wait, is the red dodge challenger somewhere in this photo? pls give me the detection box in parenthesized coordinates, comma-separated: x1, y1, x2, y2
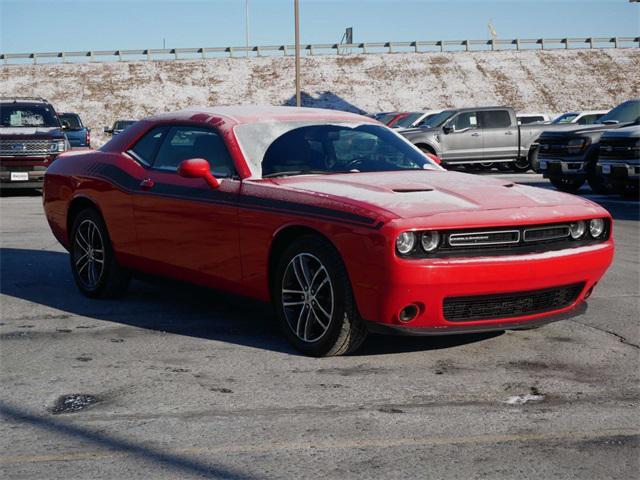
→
(43, 107, 614, 356)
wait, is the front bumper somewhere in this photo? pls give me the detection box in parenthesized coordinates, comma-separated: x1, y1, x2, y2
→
(0, 167, 46, 188)
(366, 301, 587, 335)
(538, 157, 587, 178)
(355, 241, 613, 332)
(596, 160, 640, 184)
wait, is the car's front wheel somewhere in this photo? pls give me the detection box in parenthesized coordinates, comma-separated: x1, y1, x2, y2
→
(69, 208, 130, 298)
(273, 235, 367, 356)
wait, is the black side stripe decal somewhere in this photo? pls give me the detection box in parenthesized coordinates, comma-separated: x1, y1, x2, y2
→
(85, 163, 383, 229)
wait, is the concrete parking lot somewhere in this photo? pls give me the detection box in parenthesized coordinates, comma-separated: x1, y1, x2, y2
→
(1, 173, 638, 480)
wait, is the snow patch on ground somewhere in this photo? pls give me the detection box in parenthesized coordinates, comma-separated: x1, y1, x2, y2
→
(505, 393, 546, 405)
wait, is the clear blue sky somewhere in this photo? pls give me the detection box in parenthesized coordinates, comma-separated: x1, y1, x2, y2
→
(0, 0, 638, 53)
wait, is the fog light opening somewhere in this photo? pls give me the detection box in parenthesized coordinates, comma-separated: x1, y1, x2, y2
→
(399, 304, 420, 323)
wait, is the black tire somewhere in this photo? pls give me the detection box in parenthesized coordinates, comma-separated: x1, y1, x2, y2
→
(496, 163, 511, 172)
(478, 162, 495, 170)
(549, 176, 585, 193)
(272, 235, 367, 357)
(510, 156, 531, 173)
(587, 172, 612, 195)
(69, 208, 130, 298)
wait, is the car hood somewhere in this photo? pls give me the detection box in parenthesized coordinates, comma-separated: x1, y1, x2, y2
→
(538, 123, 633, 138)
(271, 170, 596, 220)
(0, 126, 65, 139)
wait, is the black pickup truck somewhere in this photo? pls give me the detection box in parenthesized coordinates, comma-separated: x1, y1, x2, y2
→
(596, 124, 640, 197)
(535, 99, 640, 193)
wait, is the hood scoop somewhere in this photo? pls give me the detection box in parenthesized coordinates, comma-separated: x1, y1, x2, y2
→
(392, 187, 434, 193)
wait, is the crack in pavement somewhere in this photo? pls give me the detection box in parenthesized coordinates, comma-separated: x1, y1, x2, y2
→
(570, 320, 640, 350)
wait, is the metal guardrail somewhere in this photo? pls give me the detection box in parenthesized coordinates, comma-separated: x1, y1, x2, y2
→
(1, 36, 638, 64)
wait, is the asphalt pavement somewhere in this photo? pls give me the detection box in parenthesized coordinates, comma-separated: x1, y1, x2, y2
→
(1, 173, 638, 480)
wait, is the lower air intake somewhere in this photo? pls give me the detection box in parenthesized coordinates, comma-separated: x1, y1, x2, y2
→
(443, 283, 585, 322)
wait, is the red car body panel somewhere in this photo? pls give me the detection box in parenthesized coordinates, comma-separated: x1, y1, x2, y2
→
(43, 107, 614, 332)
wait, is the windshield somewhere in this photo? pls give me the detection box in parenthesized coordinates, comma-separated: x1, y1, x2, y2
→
(551, 113, 579, 124)
(114, 121, 135, 130)
(234, 121, 439, 178)
(59, 113, 82, 129)
(393, 112, 424, 128)
(375, 113, 396, 125)
(421, 110, 455, 128)
(0, 103, 60, 128)
(597, 100, 640, 124)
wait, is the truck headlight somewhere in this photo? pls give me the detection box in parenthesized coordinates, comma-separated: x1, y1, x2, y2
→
(421, 231, 440, 252)
(50, 140, 66, 153)
(396, 232, 416, 255)
(567, 138, 587, 154)
(589, 218, 605, 238)
(569, 220, 586, 239)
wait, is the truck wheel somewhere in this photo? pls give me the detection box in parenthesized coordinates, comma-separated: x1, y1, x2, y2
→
(587, 174, 612, 194)
(273, 235, 367, 357)
(497, 163, 511, 172)
(69, 208, 130, 298)
(479, 162, 495, 170)
(510, 157, 531, 173)
(549, 177, 585, 193)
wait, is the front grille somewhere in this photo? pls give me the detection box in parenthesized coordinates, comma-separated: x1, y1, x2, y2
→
(599, 138, 639, 160)
(443, 283, 585, 322)
(537, 138, 572, 156)
(0, 139, 53, 156)
(523, 225, 570, 242)
(448, 230, 519, 247)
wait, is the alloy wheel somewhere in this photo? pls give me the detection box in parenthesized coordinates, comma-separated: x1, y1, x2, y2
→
(281, 253, 334, 343)
(73, 219, 105, 290)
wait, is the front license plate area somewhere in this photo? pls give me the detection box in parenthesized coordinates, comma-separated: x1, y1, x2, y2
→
(10, 172, 29, 181)
(602, 164, 611, 174)
(539, 160, 547, 170)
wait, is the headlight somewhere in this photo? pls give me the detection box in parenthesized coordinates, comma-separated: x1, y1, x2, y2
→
(569, 220, 586, 239)
(421, 231, 440, 252)
(589, 218, 605, 238)
(567, 138, 587, 154)
(396, 232, 416, 255)
(50, 140, 66, 153)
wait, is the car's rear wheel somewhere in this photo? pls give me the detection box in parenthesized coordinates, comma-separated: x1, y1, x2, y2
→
(549, 176, 585, 193)
(70, 208, 130, 298)
(273, 235, 367, 356)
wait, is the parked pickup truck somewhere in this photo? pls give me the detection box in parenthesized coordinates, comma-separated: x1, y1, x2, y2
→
(596, 125, 639, 197)
(59, 112, 90, 148)
(0, 97, 69, 189)
(400, 106, 550, 172)
(535, 99, 640, 193)
(104, 120, 136, 136)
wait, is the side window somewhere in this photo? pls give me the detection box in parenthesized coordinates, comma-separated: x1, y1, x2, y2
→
(578, 114, 598, 125)
(479, 110, 512, 129)
(128, 127, 166, 166)
(152, 126, 235, 177)
(451, 112, 478, 131)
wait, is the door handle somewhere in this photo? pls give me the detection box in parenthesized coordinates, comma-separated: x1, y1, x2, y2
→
(505, 131, 515, 135)
(139, 178, 155, 190)
(471, 133, 480, 137)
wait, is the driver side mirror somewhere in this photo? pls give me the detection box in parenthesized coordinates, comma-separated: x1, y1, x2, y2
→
(177, 158, 220, 189)
(61, 121, 70, 130)
(103, 127, 112, 133)
(442, 124, 454, 134)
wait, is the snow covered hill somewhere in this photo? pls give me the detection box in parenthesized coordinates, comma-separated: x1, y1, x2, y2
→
(1, 48, 638, 146)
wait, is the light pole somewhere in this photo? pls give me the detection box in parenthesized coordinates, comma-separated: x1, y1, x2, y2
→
(294, 0, 301, 107)
(245, 0, 250, 57)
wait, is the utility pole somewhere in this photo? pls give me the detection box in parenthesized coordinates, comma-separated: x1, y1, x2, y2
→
(245, 0, 250, 57)
(294, 0, 301, 107)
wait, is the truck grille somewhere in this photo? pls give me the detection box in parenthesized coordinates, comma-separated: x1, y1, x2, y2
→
(0, 139, 53, 156)
(443, 283, 585, 322)
(599, 138, 639, 161)
(537, 138, 571, 156)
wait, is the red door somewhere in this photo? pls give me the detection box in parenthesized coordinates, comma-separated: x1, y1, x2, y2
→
(130, 125, 242, 290)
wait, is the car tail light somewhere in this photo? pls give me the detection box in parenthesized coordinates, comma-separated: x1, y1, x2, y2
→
(86, 129, 91, 147)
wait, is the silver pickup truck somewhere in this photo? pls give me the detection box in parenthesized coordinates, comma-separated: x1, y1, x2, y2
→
(400, 106, 551, 172)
